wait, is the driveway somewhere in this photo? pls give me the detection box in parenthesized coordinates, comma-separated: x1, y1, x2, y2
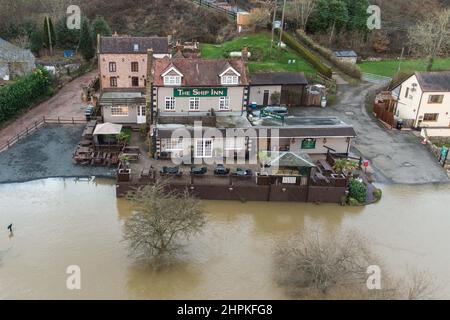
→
(0, 69, 98, 147)
(291, 83, 450, 184)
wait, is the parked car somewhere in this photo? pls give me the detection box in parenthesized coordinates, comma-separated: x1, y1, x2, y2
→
(262, 105, 288, 117)
(191, 166, 207, 175)
(233, 168, 253, 177)
(160, 166, 182, 177)
(214, 164, 230, 176)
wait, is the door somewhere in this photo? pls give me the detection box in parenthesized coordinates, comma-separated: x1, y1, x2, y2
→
(263, 90, 270, 106)
(137, 105, 146, 124)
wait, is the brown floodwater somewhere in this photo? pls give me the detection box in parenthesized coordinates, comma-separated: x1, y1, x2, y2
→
(0, 178, 449, 299)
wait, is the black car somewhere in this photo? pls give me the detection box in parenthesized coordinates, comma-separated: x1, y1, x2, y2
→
(160, 166, 182, 177)
(214, 164, 230, 176)
(191, 166, 207, 175)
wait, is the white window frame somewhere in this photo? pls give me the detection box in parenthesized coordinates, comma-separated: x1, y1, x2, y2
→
(110, 106, 129, 116)
(165, 97, 176, 110)
(189, 97, 200, 111)
(219, 96, 230, 110)
(221, 75, 239, 85)
(163, 138, 184, 151)
(164, 76, 181, 85)
(195, 139, 213, 158)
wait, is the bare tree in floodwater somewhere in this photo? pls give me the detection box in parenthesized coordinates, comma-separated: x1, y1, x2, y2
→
(274, 229, 438, 300)
(123, 181, 206, 268)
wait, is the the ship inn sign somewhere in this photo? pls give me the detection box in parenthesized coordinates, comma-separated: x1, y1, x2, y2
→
(173, 88, 228, 97)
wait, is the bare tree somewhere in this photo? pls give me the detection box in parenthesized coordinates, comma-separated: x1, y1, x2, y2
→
(123, 181, 206, 268)
(287, 0, 318, 30)
(408, 8, 450, 71)
(404, 268, 438, 300)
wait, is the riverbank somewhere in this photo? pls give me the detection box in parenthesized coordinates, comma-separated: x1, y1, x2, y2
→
(0, 124, 115, 184)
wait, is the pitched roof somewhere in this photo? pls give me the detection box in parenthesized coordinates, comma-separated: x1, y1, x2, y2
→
(333, 50, 357, 58)
(265, 152, 316, 168)
(250, 72, 308, 85)
(415, 71, 450, 92)
(99, 36, 169, 54)
(153, 57, 249, 86)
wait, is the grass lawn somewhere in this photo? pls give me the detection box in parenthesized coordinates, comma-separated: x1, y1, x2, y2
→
(201, 32, 316, 75)
(359, 58, 450, 77)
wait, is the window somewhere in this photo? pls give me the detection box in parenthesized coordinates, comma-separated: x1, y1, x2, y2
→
(165, 97, 175, 110)
(301, 138, 316, 150)
(131, 77, 139, 87)
(110, 106, 128, 116)
(110, 77, 117, 87)
(405, 87, 409, 98)
(221, 75, 239, 85)
(164, 76, 181, 85)
(163, 138, 184, 151)
(109, 62, 116, 72)
(131, 62, 139, 72)
(219, 96, 230, 110)
(189, 97, 200, 111)
(196, 139, 213, 158)
(133, 44, 139, 52)
(428, 95, 444, 104)
(423, 113, 439, 121)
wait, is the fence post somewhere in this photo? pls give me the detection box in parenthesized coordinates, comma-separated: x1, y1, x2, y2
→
(58, 116, 60, 124)
(72, 117, 74, 124)
(43, 116, 46, 123)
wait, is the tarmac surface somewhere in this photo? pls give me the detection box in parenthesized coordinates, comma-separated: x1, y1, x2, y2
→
(0, 125, 115, 183)
(291, 83, 450, 184)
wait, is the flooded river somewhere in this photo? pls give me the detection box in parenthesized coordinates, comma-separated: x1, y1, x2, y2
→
(0, 178, 449, 299)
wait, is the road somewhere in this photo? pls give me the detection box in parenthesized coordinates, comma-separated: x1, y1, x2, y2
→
(0, 70, 98, 147)
(292, 83, 450, 184)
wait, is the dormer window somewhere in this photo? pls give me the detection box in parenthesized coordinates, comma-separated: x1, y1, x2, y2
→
(221, 75, 239, 85)
(219, 66, 241, 85)
(164, 75, 181, 85)
(133, 44, 139, 52)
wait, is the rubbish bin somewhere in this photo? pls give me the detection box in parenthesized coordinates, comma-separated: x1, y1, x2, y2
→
(396, 119, 403, 130)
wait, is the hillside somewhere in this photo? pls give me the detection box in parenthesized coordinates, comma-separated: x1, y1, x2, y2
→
(201, 33, 316, 75)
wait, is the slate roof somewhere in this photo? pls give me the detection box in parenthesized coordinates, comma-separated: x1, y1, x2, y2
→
(99, 36, 169, 54)
(153, 57, 249, 86)
(333, 50, 358, 58)
(265, 152, 316, 168)
(415, 71, 450, 92)
(250, 72, 308, 85)
(0, 37, 35, 62)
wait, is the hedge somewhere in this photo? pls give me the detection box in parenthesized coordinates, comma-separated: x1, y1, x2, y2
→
(279, 31, 333, 79)
(295, 30, 362, 80)
(0, 68, 51, 124)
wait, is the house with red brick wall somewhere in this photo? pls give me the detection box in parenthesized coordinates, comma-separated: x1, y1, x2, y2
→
(97, 35, 171, 124)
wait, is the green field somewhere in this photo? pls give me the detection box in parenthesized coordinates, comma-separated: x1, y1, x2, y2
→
(201, 33, 316, 75)
(359, 58, 450, 77)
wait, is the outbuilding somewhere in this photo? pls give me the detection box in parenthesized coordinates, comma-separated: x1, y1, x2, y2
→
(249, 72, 308, 107)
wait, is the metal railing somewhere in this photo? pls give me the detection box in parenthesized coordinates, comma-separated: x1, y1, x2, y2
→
(191, 0, 237, 19)
(0, 116, 87, 153)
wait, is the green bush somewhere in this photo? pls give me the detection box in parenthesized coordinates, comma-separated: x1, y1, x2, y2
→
(295, 30, 362, 79)
(0, 67, 51, 124)
(348, 179, 367, 204)
(373, 188, 382, 201)
(280, 31, 332, 78)
(347, 197, 360, 206)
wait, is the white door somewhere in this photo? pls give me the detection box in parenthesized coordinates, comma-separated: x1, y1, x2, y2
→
(137, 105, 146, 124)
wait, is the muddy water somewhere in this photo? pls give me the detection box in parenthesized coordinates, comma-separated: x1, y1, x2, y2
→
(0, 178, 450, 299)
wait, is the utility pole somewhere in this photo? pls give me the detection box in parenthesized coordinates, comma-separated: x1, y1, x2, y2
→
(397, 46, 405, 74)
(278, 0, 287, 51)
(269, 0, 278, 58)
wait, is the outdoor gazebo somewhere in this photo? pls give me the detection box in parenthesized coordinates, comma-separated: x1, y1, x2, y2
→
(93, 122, 123, 146)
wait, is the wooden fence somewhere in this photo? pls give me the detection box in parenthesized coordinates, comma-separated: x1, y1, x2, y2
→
(0, 116, 87, 153)
(373, 102, 394, 128)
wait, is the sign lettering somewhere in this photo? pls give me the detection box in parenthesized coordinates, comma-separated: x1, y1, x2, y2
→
(173, 88, 228, 97)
